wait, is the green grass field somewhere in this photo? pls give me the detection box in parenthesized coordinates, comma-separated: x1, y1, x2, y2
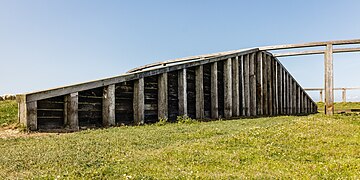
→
(0, 100, 359, 179)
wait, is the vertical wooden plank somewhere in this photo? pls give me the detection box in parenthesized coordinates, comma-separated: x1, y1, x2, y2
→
(304, 95, 308, 114)
(65, 92, 79, 129)
(277, 62, 283, 115)
(16, 95, 27, 126)
(224, 58, 233, 118)
(243, 55, 250, 116)
(134, 78, 145, 125)
(158, 73, 168, 120)
(267, 55, 273, 115)
(27, 101, 37, 130)
(103, 85, 115, 126)
(292, 80, 297, 115)
(272, 58, 278, 115)
(239, 56, 245, 116)
(262, 53, 268, 115)
(211, 63, 218, 119)
(249, 53, 257, 116)
(301, 91, 305, 114)
(297, 85, 301, 114)
(178, 69, 187, 116)
(289, 77, 294, 115)
(325, 44, 334, 115)
(232, 57, 240, 117)
(256, 52, 263, 116)
(195, 66, 205, 119)
(342, 89, 346, 103)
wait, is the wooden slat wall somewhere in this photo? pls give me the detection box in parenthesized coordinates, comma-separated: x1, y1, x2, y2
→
(168, 71, 179, 122)
(144, 76, 158, 123)
(28, 50, 318, 130)
(78, 87, 103, 127)
(115, 81, 134, 125)
(37, 95, 64, 129)
(186, 67, 196, 119)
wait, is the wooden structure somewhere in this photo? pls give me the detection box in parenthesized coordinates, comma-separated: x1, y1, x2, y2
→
(305, 87, 360, 103)
(17, 48, 317, 131)
(129, 39, 360, 115)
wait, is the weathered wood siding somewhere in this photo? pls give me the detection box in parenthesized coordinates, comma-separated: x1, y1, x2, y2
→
(18, 49, 317, 131)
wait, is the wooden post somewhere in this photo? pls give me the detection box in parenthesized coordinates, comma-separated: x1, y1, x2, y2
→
(103, 85, 116, 126)
(277, 62, 283, 115)
(178, 69, 187, 116)
(211, 63, 218, 119)
(319, 90, 323, 102)
(262, 53, 268, 115)
(158, 73, 168, 120)
(292, 80, 297, 115)
(224, 58, 233, 118)
(297, 85, 301, 114)
(249, 53, 257, 116)
(239, 56, 245, 116)
(342, 89, 346, 103)
(283, 68, 287, 114)
(134, 78, 145, 125)
(195, 66, 204, 119)
(27, 101, 37, 130)
(267, 55, 273, 115)
(256, 52, 263, 116)
(288, 74, 292, 115)
(325, 44, 334, 115)
(65, 92, 79, 130)
(273, 58, 278, 115)
(243, 55, 250, 116)
(232, 56, 240, 117)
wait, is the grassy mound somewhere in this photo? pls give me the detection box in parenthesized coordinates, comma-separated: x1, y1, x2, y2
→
(0, 113, 359, 179)
(0, 100, 18, 127)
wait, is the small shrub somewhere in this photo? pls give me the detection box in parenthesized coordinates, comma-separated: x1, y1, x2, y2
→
(155, 117, 168, 126)
(177, 115, 197, 124)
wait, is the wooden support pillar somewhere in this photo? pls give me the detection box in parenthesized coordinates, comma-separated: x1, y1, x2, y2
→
(273, 58, 278, 115)
(297, 85, 301, 114)
(224, 58, 233, 118)
(243, 55, 250, 116)
(277, 62, 283, 115)
(134, 78, 145, 125)
(256, 52, 263, 116)
(239, 56, 245, 116)
(158, 73, 168, 120)
(103, 85, 115, 126)
(283, 69, 287, 114)
(319, 90, 323, 102)
(65, 92, 79, 130)
(267, 55, 273, 115)
(211, 63, 219, 119)
(288, 74, 292, 115)
(342, 89, 346, 103)
(178, 69, 187, 116)
(195, 66, 204, 119)
(292, 80, 297, 115)
(249, 53, 257, 116)
(324, 44, 334, 115)
(17, 95, 37, 130)
(262, 54, 268, 115)
(232, 57, 240, 117)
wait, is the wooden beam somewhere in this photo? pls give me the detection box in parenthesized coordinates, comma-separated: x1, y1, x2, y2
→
(256, 52, 263, 116)
(232, 56, 240, 117)
(27, 101, 37, 130)
(134, 78, 145, 125)
(65, 92, 79, 130)
(324, 44, 334, 115)
(342, 89, 347, 103)
(211, 63, 218, 119)
(274, 47, 360, 57)
(158, 73, 168, 120)
(243, 55, 250, 116)
(260, 39, 360, 51)
(178, 69, 187, 116)
(224, 58, 233, 118)
(249, 53, 257, 116)
(103, 85, 116, 126)
(267, 55, 273, 115)
(195, 66, 204, 119)
(262, 53, 268, 115)
(277, 62, 283, 115)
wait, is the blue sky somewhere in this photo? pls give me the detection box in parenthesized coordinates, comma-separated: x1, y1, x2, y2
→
(1, 0, 360, 101)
